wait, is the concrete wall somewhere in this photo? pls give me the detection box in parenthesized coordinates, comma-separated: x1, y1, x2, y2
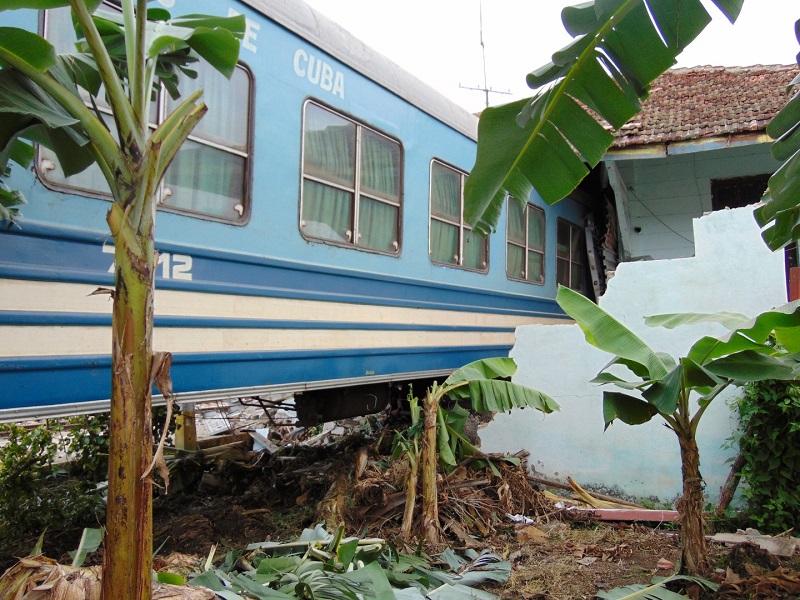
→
(480, 207, 786, 503)
(614, 144, 780, 260)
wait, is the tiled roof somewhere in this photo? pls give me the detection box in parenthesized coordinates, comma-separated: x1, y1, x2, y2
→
(612, 65, 798, 149)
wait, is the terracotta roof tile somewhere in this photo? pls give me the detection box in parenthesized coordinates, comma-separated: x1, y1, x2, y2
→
(611, 65, 798, 149)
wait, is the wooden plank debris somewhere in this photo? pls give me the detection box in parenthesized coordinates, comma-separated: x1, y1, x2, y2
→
(710, 531, 799, 557)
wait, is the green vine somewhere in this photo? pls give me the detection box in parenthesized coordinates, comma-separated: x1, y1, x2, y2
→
(734, 379, 800, 533)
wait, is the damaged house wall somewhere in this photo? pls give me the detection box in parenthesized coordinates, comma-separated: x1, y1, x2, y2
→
(481, 66, 797, 504)
(612, 142, 781, 261)
(481, 206, 785, 503)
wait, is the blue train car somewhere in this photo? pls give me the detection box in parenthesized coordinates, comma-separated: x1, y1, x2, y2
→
(0, 0, 591, 422)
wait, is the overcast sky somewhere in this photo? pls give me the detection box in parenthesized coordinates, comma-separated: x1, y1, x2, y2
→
(301, 0, 799, 114)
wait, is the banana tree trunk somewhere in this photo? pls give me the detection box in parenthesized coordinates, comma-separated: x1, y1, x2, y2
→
(420, 389, 441, 544)
(400, 452, 418, 540)
(102, 193, 156, 600)
(676, 429, 710, 576)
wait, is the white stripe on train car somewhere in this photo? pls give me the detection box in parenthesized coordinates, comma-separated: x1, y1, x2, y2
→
(0, 279, 561, 329)
(0, 327, 517, 358)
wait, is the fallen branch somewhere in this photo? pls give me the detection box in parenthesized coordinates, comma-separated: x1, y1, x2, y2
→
(528, 475, 644, 508)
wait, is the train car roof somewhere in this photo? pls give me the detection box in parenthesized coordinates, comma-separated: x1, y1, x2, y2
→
(242, 0, 479, 141)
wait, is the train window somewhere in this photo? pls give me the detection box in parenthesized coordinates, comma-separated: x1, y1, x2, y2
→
(37, 6, 252, 224)
(300, 101, 402, 254)
(556, 218, 588, 292)
(429, 160, 488, 272)
(507, 198, 545, 284)
(161, 61, 251, 221)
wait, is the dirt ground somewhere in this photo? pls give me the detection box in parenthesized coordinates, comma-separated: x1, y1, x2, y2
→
(2, 423, 799, 599)
(150, 501, 682, 600)
(147, 489, 797, 599)
(148, 438, 799, 600)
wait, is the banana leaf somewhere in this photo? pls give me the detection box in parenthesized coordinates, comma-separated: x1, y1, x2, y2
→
(596, 573, 718, 599)
(69, 527, 103, 568)
(756, 27, 800, 251)
(444, 357, 559, 414)
(463, 0, 743, 235)
(557, 286, 668, 380)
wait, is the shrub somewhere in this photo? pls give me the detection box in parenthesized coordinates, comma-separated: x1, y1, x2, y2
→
(735, 380, 800, 533)
(0, 420, 106, 542)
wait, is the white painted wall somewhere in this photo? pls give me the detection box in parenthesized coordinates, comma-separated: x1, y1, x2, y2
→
(481, 207, 786, 503)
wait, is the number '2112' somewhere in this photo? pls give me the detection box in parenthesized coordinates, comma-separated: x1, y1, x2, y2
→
(102, 243, 193, 280)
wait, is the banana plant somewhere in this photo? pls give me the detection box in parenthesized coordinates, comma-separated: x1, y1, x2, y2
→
(463, 0, 744, 235)
(755, 36, 800, 251)
(0, 2, 243, 598)
(391, 391, 422, 540)
(415, 357, 559, 543)
(557, 285, 800, 574)
(0, 139, 32, 224)
(437, 357, 559, 468)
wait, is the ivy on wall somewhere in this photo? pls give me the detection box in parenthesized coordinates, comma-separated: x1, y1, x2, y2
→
(735, 380, 800, 533)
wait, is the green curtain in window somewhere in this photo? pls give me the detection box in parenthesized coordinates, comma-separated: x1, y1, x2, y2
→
(431, 221, 458, 264)
(507, 244, 524, 279)
(431, 164, 461, 263)
(359, 129, 400, 251)
(527, 249, 543, 282)
(302, 106, 356, 240)
(163, 62, 248, 218)
(359, 198, 397, 251)
(164, 141, 244, 218)
(304, 106, 355, 187)
(462, 229, 486, 270)
(360, 130, 400, 201)
(431, 163, 460, 219)
(302, 180, 352, 242)
(43, 7, 250, 221)
(168, 62, 249, 151)
(507, 199, 524, 278)
(570, 224, 586, 290)
(507, 199, 524, 243)
(528, 209, 544, 251)
(571, 261, 585, 290)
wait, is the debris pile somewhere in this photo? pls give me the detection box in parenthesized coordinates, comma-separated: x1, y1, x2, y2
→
(349, 453, 557, 545)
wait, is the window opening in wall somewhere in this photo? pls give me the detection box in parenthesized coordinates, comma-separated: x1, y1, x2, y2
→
(506, 198, 545, 284)
(38, 5, 253, 224)
(429, 160, 488, 272)
(556, 218, 588, 293)
(711, 174, 770, 211)
(300, 101, 402, 254)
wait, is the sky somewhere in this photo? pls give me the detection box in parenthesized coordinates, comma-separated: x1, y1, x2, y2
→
(301, 0, 799, 114)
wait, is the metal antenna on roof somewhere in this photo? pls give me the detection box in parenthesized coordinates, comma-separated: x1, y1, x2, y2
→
(459, 0, 511, 108)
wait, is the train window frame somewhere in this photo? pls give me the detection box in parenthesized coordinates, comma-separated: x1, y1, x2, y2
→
(506, 197, 545, 285)
(35, 4, 254, 226)
(556, 218, 588, 293)
(299, 100, 404, 256)
(428, 159, 489, 273)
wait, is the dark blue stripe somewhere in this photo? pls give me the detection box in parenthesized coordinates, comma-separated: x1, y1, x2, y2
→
(0, 222, 565, 317)
(0, 311, 524, 332)
(0, 345, 512, 410)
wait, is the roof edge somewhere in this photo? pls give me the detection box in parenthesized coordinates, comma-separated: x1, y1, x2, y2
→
(605, 132, 773, 160)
